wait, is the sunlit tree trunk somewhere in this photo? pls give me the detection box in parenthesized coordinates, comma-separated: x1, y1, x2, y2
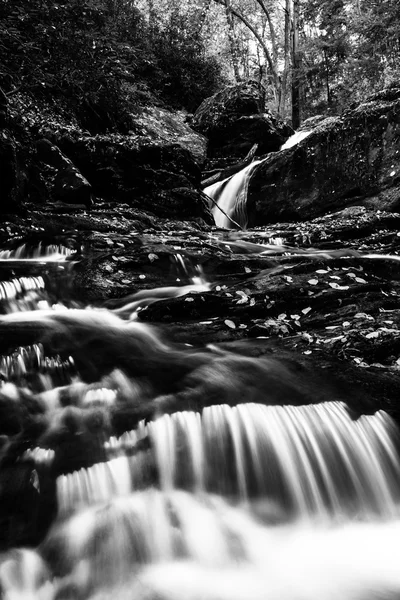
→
(225, 0, 242, 81)
(291, 0, 302, 128)
(279, 0, 292, 117)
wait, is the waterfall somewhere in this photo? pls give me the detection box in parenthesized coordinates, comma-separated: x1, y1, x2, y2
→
(1, 242, 400, 600)
(204, 160, 262, 229)
(280, 129, 312, 150)
(56, 402, 400, 519)
(204, 129, 312, 230)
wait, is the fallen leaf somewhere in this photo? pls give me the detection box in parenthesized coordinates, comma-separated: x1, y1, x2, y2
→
(236, 291, 249, 304)
(365, 331, 379, 339)
(328, 282, 349, 290)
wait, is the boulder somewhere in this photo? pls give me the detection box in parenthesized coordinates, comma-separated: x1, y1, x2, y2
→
(53, 133, 208, 222)
(132, 107, 207, 166)
(247, 88, 400, 225)
(191, 81, 293, 159)
(36, 139, 92, 207)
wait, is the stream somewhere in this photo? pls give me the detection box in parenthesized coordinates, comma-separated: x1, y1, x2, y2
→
(0, 240, 400, 600)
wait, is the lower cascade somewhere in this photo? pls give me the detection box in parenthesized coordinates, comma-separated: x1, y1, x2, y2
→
(1, 244, 400, 600)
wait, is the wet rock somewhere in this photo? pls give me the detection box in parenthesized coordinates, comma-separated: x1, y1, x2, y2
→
(156, 187, 214, 224)
(0, 131, 23, 214)
(191, 80, 293, 159)
(247, 89, 400, 225)
(36, 139, 92, 207)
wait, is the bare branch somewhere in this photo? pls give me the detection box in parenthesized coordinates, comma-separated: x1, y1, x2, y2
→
(212, 0, 278, 84)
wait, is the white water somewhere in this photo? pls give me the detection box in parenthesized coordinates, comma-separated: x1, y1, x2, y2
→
(56, 402, 400, 519)
(205, 160, 262, 229)
(0, 243, 75, 262)
(205, 129, 313, 230)
(280, 129, 312, 150)
(9, 492, 400, 600)
(1, 244, 400, 600)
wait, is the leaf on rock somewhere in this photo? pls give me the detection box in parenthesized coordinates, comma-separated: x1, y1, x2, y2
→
(236, 291, 249, 304)
(328, 282, 349, 290)
(225, 319, 236, 329)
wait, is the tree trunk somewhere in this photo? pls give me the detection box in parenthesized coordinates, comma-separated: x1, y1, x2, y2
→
(279, 0, 292, 117)
(225, 0, 242, 81)
(291, 0, 302, 129)
(323, 47, 331, 105)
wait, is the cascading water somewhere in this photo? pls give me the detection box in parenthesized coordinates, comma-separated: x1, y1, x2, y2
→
(204, 129, 312, 230)
(2, 242, 400, 599)
(205, 160, 262, 229)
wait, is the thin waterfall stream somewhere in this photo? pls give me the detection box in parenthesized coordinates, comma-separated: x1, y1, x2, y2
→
(1, 241, 400, 600)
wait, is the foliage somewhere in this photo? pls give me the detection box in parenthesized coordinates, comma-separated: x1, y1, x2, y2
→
(301, 0, 400, 116)
(1, 0, 399, 130)
(0, 0, 224, 132)
(149, 15, 223, 112)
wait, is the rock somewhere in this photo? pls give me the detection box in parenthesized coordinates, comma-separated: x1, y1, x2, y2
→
(154, 187, 214, 224)
(53, 134, 209, 221)
(36, 139, 92, 207)
(0, 131, 23, 214)
(191, 80, 293, 159)
(247, 88, 400, 225)
(131, 107, 207, 166)
(0, 88, 8, 128)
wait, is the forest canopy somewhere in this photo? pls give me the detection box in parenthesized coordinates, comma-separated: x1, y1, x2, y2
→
(1, 0, 399, 131)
